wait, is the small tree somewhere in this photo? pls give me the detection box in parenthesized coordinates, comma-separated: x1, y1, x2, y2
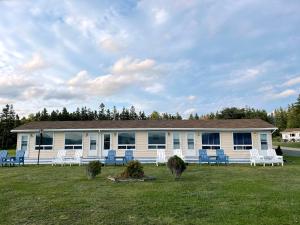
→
(86, 161, 102, 179)
(275, 145, 283, 156)
(167, 155, 186, 180)
(121, 160, 144, 178)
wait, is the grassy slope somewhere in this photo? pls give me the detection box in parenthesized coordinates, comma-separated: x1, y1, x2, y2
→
(273, 141, 300, 149)
(0, 158, 300, 225)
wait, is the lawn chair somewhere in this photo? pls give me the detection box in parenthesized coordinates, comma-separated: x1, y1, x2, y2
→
(52, 150, 67, 166)
(9, 150, 25, 166)
(216, 149, 229, 165)
(156, 149, 166, 166)
(0, 150, 8, 166)
(105, 150, 116, 165)
(67, 149, 83, 166)
(266, 149, 283, 166)
(124, 150, 134, 164)
(173, 149, 184, 161)
(198, 149, 210, 164)
(249, 149, 265, 166)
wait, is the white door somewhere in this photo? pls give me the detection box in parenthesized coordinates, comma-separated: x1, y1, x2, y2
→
(20, 134, 29, 157)
(88, 133, 98, 157)
(186, 132, 196, 156)
(102, 133, 111, 157)
(259, 133, 269, 156)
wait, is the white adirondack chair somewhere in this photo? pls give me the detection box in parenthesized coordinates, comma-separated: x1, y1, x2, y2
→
(156, 149, 166, 166)
(67, 150, 83, 166)
(267, 149, 283, 166)
(249, 149, 265, 166)
(52, 150, 67, 166)
(173, 149, 184, 161)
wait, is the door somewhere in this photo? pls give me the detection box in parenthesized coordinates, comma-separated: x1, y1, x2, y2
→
(20, 134, 29, 157)
(102, 133, 111, 157)
(88, 133, 98, 157)
(259, 133, 269, 156)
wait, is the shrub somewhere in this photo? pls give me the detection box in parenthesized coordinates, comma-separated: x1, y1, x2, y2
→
(275, 145, 283, 156)
(86, 161, 102, 179)
(121, 160, 144, 178)
(167, 155, 186, 180)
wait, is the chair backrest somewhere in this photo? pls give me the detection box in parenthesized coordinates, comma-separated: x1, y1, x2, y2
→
(125, 150, 134, 160)
(0, 150, 8, 158)
(173, 149, 183, 159)
(216, 149, 225, 156)
(107, 150, 116, 160)
(74, 150, 83, 160)
(56, 150, 66, 159)
(199, 149, 207, 157)
(250, 149, 260, 158)
(16, 150, 25, 158)
(267, 149, 277, 157)
(157, 149, 166, 163)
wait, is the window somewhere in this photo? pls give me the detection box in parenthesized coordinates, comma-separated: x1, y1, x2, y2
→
(90, 135, 97, 151)
(21, 135, 28, 151)
(118, 132, 135, 149)
(260, 133, 268, 150)
(103, 134, 111, 150)
(65, 132, 83, 150)
(290, 133, 295, 137)
(233, 133, 252, 150)
(35, 132, 53, 150)
(187, 132, 195, 150)
(202, 133, 220, 150)
(148, 131, 166, 149)
(173, 132, 180, 149)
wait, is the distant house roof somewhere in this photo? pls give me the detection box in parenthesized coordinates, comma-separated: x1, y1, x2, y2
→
(282, 128, 300, 132)
(12, 119, 276, 132)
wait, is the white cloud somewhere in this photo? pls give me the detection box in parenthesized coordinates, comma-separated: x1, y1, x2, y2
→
(22, 53, 47, 71)
(68, 57, 163, 97)
(99, 37, 122, 53)
(271, 89, 297, 99)
(183, 108, 197, 116)
(282, 76, 300, 87)
(153, 8, 168, 25)
(187, 95, 196, 101)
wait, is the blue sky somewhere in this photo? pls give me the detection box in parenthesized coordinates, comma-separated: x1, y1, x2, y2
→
(0, 0, 299, 117)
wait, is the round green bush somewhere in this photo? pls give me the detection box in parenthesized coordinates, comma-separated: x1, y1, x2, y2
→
(86, 161, 102, 179)
(121, 160, 144, 178)
(167, 155, 186, 179)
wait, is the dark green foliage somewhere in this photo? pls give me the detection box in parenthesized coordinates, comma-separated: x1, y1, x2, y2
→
(275, 146, 283, 156)
(121, 160, 144, 178)
(86, 161, 102, 179)
(167, 155, 187, 179)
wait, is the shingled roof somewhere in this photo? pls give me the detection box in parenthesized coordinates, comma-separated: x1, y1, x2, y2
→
(282, 128, 300, 132)
(12, 119, 276, 131)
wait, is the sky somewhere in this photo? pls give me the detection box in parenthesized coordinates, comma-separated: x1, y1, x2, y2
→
(0, 0, 300, 118)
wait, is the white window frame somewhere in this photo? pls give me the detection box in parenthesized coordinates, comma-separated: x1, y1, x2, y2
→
(233, 132, 252, 151)
(173, 132, 180, 149)
(259, 133, 269, 151)
(202, 132, 221, 150)
(64, 132, 83, 150)
(34, 132, 54, 151)
(148, 131, 166, 150)
(118, 132, 136, 150)
(187, 132, 195, 150)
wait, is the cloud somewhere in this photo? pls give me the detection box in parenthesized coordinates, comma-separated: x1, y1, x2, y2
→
(99, 37, 122, 53)
(153, 8, 168, 25)
(187, 95, 196, 101)
(282, 76, 300, 87)
(68, 57, 164, 96)
(22, 53, 47, 71)
(271, 89, 297, 99)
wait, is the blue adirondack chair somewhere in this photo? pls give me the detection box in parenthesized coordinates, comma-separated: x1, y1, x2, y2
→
(0, 150, 8, 166)
(105, 150, 116, 165)
(9, 150, 25, 166)
(124, 150, 134, 164)
(216, 149, 229, 165)
(199, 149, 210, 164)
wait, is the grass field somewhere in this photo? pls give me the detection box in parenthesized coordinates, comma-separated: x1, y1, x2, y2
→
(273, 141, 300, 149)
(1, 158, 300, 225)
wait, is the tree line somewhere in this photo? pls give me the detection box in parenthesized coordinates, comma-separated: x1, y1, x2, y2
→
(0, 94, 299, 149)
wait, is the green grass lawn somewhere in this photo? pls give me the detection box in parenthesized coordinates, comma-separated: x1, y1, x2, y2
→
(1, 158, 300, 225)
(273, 141, 300, 149)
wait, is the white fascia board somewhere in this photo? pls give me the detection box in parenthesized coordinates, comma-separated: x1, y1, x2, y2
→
(12, 127, 277, 132)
